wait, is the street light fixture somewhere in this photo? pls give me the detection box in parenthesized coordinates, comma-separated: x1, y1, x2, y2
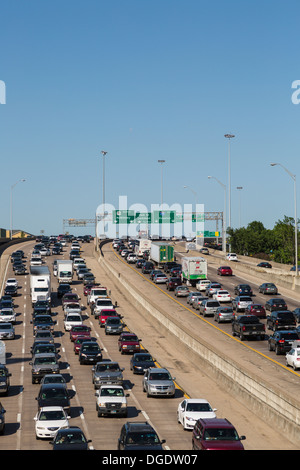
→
(208, 176, 227, 254)
(270, 162, 298, 274)
(10, 179, 26, 239)
(101, 151, 108, 236)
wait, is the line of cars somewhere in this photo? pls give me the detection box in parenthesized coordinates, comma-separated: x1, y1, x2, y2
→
(113, 239, 248, 450)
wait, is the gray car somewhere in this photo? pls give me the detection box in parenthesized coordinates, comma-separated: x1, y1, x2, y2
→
(0, 322, 15, 340)
(143, 367, 176, 397)
(92, 361, 124, 389)
(30, 353, 60, 384)
(199, 299, 221, 317)
(258, 283, 278, 295)
(105, 317, 125, 335)
(214, 306, 234, 323)
(232, 296, 253, 313)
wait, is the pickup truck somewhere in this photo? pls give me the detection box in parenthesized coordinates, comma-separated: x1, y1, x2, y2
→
(118, 332, 142, 354)
(95, 385, 129, 417)
(231, 315, 265, 341)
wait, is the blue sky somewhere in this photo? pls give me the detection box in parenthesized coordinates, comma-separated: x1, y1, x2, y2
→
(1, 0, 300, 237)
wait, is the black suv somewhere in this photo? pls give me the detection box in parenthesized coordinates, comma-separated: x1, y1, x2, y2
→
(142, 262, 155, 274)
(0, 365, 11, 396)
(267, 311, 296, 331)
(268, 330, 299, 355)
(79, 341, 102, 365)
(36, 383, 71, 413)
(117, 422, 166, 450)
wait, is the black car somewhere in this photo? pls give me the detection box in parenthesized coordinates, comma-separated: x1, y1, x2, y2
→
(118, 421, 166, 450)
(164, 262, 180, 273)
(268, 330, 299, 355)
(267, 311, 296, 331)
(79, 341, 102, 365)
(234, 284, 253, 296)
(57, 283, 71, 298)
(142, 262, 155, 274)
(257, 262, 272, 268)
(50, 427, 91, 450)
(0, 365, 11, 396)
(136, 259, 145, 269)
(265, 298, 287, 312)
(130, 352, 156, 374)
(36, 383, 71, 412)
(166, 277, 182, 291)
(34, 300, 51, 314)
(4, 285, 18, 297)
(14, 264, 26, 275)
(31, 342, 59, 357)
(0, 402, 6, 434)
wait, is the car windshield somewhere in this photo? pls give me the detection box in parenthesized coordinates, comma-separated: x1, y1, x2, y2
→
(134, 355, 152, 362)
(0, 370, 7, 376)
(41, 388, 67, 399)
(122, 335, 138, 342)
(34, 357, 57, 365)
(97, 300, 113, 306)
(149, 372, 171, 381)
(100, 388, 124, 397)
(39, 410, 66, 421)
(186, 403, 213, 412)
(43, 376, 65, 384)
(107, 319, 120, 324)
(0, 324, 12, 329)
(203, 428, 239, 441)
(126, 432, 159, 445)
(280, 333, 298, 340)
(67, 316, 81, 321)
(54, 431, 86, 445)
(82, 345, 100, 352)
(96, 363, 119, 372)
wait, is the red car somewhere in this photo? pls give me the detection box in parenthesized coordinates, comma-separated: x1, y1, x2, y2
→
(118, 332, 142, 354)
(83, 283, 100, 296)
(98, 309, 118, 327)
(73, 336, 93, 354)
(245, 303, 266, 319)
(69, 325, 91, 342)
(217, 266, 233, 276)
(192, 418, 246, 450)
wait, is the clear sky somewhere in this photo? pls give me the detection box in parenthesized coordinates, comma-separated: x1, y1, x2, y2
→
(1, 0, 300, 237)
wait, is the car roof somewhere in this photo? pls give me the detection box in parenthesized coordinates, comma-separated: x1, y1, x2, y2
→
(39, 382, 66, 390)
(198, 418, 232, 428)
(126, 421, 155, 432)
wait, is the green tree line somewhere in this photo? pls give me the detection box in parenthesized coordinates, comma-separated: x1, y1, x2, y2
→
(227, 216, 298, 265)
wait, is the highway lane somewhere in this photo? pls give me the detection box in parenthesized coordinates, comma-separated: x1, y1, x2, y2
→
(0, 241, 194, 451)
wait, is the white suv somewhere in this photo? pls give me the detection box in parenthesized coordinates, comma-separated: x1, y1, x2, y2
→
(226, 253, 238, 262)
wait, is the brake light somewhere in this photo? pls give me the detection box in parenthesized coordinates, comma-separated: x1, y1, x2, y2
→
(279, 339, 285, 343)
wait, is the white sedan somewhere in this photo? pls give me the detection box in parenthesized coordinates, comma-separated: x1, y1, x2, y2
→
(0, 308, 16, 324)
(213, 289, 231, 303)
(286, 346, 300, 370)
(34, 406, 70, 439)
(5, 278, 18, 288)
(226, 253, 238, 261)
(177, 398, 217, 430)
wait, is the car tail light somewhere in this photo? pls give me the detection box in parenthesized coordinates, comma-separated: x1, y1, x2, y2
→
(242, 326, 246, 331)
(279, 339, 285, 343)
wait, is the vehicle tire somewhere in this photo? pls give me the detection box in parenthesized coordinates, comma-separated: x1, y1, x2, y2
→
(239, 333, 244, 341)
(268, 342, 273, 351)
(275, 346, 280, 355)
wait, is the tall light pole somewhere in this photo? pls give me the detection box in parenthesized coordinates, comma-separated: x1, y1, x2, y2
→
(270, 162, 298, 274)
(236, 186, 243, 228)
(10, 179, 26, 239)
(224, 134, 235, 231)
(101, 151, 108, 236)
(208, 176, 227, 254)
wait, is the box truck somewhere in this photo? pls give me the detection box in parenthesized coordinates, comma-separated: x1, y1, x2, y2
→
(150, 242, 174, 267)
(181, 256, 207, 286)
(57, 260, 73, 284)
(30, 266, 51, 306)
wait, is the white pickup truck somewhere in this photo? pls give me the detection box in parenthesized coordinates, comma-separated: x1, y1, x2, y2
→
(87, 287, 108, 306)
(95, 385, 129, 417)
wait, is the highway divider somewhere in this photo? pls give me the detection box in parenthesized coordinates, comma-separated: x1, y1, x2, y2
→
(95, 242, 300, 447)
